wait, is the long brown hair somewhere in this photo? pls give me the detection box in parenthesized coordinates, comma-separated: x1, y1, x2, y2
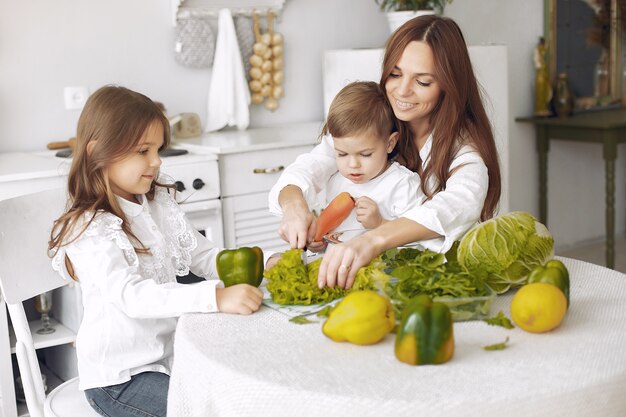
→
(380, 15, 501, 220)
(49, 85, 171, 264)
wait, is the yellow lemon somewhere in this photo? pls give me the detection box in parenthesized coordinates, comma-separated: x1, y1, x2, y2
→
(511, 282, 567, 333)
(322, 290, 395, 345)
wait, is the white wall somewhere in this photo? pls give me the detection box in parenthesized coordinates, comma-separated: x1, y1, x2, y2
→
(1, 0, 623, 250)
(0, 0, 389, 152)
(446, 0, 626, 251)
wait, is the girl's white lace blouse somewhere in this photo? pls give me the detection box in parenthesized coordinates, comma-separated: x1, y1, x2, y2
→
(52, 185, 223, 390)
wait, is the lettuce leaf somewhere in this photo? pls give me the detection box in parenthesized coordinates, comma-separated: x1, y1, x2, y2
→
(264, 249, 389, 305)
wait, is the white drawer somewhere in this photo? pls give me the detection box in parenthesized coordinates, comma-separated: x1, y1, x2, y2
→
(219, 145, 313, 197)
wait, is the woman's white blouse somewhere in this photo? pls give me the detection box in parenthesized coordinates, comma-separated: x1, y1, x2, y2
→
(52, 186, 223, 390)
(268, 134, 489, 253)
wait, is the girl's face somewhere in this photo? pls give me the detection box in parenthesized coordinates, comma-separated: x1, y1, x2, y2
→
(334, 130, 398, 184)
(385, 41, 442, 131)
(106, 121, 163, 202)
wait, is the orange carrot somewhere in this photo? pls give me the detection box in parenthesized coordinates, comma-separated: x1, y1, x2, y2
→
(314, 192, 356, 241)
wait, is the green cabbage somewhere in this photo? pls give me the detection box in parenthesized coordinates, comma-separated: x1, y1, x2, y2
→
(457, 211, 554, 294)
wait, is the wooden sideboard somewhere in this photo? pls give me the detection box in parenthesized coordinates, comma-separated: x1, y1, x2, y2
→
(517, 108, 626, 269)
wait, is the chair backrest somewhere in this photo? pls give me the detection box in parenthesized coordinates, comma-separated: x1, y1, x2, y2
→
(0, 188, 68, 303)
(0, 188, 69, 417)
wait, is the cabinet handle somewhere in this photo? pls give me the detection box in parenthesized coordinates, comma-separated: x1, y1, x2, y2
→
(253, 165, 284, 174)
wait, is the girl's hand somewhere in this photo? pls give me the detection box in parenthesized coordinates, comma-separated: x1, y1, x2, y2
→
(216, 284, 263, 315)
(317, 232, 382, 290)
(355, 196, 384, 229)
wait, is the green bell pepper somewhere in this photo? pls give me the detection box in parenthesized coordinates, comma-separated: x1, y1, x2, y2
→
(394, 294, 454, 366)
(527, 259, 570, 306)
(216, 247, 264, 287)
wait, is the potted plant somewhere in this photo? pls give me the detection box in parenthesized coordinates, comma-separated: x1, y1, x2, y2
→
(375, 0, 453, 33)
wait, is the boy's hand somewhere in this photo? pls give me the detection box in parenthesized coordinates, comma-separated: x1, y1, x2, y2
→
(307, 240, 327, 253)
(355, 196, 384, 229)
(216, 284, 263, 315)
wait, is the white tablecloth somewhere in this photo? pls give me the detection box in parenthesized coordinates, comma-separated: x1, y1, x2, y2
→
(167, 258, 626, 417)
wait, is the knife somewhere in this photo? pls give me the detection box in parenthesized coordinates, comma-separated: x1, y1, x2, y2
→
(301, 246, 308, 266)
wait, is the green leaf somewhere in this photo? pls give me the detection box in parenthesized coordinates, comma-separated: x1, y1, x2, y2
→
(316, 305, 334, 318)
(289, 315, 316, 324)
(264, 249, 389, 306)
(483, 336, 510, 351)
(482, 311, 515, 329)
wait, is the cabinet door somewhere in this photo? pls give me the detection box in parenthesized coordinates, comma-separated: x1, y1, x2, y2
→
(219, 145, 313, 198)
(222, 192, 289, 253)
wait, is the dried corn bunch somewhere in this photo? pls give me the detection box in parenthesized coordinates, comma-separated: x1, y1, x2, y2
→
(248, 12, 284, 111)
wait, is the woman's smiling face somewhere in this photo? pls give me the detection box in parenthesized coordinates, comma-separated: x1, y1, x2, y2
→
(385, 41, 442, 131)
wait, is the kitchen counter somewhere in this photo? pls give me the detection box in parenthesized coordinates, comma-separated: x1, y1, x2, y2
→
(0, 121, 322, 196)
(173, 121, 322, 154)
(0, 153, 69, 183)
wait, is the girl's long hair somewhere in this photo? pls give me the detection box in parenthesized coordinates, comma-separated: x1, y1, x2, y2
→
(380, 15, 501, 220)
(49, 85, 171, 264)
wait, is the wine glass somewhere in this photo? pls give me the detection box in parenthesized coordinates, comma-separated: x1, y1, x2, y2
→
(34, 291, 55, 335)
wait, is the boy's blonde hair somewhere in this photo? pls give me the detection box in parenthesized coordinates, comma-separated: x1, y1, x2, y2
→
(49, 85, 170, 270)
(321, 81, 396, 139)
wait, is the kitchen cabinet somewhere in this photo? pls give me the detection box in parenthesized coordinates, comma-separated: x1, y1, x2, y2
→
(218, 144, 316, 251)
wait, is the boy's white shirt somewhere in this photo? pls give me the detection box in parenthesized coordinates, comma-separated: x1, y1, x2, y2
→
(268, 134, 489, 253)
(51, 185, 233, 390)
(322, 162, 422, 233)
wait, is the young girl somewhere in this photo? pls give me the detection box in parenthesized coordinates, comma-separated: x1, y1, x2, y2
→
(48, 85, 263, 417)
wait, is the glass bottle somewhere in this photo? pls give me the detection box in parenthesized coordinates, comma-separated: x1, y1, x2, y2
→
(534, 37, 552, 116)
(594, 49, 609, 98)
(554, 73, 574, 118)
(34, 291, 55, 334)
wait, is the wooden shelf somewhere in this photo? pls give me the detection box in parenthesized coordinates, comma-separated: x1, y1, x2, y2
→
(9, 318, 76, 354)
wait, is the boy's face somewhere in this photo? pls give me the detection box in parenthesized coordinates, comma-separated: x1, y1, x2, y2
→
(333, 130, 398, 184)
(106, 121, 164, 202)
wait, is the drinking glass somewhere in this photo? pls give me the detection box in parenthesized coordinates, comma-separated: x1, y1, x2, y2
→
(34, 291, 55, 335)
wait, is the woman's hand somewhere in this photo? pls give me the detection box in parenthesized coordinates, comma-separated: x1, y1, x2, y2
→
(277, 185, 316, 249)
(317, 232, 384, 290)
(216, 284, 263, 315)
(355, 196, 385, 229)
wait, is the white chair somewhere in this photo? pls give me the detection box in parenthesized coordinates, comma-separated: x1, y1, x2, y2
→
(0, 189, 99, 417)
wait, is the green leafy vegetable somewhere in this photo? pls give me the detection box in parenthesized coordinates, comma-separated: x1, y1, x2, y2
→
(264, 249, 389, 305)
(483, 337, 510, 351)
(316, 305, 334, 318)
(289, 315, 316, 324)
(458, 211, 554, 294)
(483, 311, 515, 329)
(382, 245, 490, 321)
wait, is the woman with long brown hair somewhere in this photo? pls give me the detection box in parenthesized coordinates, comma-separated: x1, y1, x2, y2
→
(268, 15, 501, 289)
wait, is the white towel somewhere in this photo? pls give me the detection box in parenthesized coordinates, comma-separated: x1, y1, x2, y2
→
(205, 8, 250, 132)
